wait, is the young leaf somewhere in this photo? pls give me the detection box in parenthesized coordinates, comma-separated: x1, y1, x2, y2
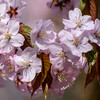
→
(19, 23, 32, 41)
(79, 0, 86, 11)
(39, 53, 51, 83)
(31, 72, 42, 97)
(22, 25, 32, 35)
(89, 0, 96, 20)
(95, 44, 100, 83)
(42, 69, 53, 100)
(85, 64, 96, 88)
(19, 23, 33, 49)
(31, 53, 52, 98)
(85, 44, 98, 74)
(82, 0, 96, 20)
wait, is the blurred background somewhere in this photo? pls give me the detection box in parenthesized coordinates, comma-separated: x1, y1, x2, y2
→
(0, 0, 100, 100)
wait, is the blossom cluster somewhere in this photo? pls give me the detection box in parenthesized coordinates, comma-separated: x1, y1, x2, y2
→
(47, 0, 80, 18)
(0, 0, 100, 99)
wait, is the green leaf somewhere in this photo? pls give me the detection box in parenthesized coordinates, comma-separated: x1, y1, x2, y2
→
(19, 24, 34, 49)
(22, 25, 32, 36)
(79, 0, 86, 11)
(85, 44, 98, 74)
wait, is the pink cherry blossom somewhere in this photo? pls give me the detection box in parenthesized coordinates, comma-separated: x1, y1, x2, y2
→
(89, 19, 100, 46)
(13, 47, 41, 82)
(58, 29, 93, 57)
(0, 20, 25, 54)
(0, 3, 9, 24)
(4, 0, 26, 19)
(63, 8, 94, 31)
(47, 0, 72, 18)
(49, 43, 79, 74)
(47, 0, 80, 18)
(51, 64, 80, 91)
(31, 19, 56, 50)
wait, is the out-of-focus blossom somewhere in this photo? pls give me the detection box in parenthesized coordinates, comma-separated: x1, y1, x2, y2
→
(47, 0, 80, 18)
(0, 55, 6, 88)
(51, 64, 80, 92)
(0, 3, 9, 24)
(89, 19, 100, 46)
(5, 0, 26, 19)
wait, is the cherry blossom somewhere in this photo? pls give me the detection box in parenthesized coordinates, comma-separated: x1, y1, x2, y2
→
(5, 0, 26, 19)
(63, 8, 94, 31)
(51, 64, 80, 91)
(47, 0, 80, 18)
(31, 19, 56, 50)
(49, 43, 79, 74)
(89, 19, 100, 46)
(0, 20, 24, 54)
(0, 3, 9, 24)
(13, 47, 41, 82)
(58, 29, 93, 57)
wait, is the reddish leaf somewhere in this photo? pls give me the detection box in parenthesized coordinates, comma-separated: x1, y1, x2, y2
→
(39, 53, 51, 83)
(95, 44, 100, 83)
(31, 72, 42, 97)
(31, 53, 52, 97)
(42, 69, 53, 100)
(19, 23, 33, 50)
(82, 0, 96, 20)
(85, 64, 96, 88)
(90, 0, 96, 20)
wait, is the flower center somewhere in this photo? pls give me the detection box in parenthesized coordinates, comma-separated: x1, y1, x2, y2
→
(60, 52, 66, 58)
(76, 18, 82, 27)
(5, 33, 11, 39)
(22, 61, 30, 67)
(73, 39, 78, 46)
(37, 32, 48, 38)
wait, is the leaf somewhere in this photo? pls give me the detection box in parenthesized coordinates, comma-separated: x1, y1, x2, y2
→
(85, 44, 98, 88)
(82, 0, 96, 20)
(85, 63, 96, 88)
(19, 23, 33, 49)
(85, 44, 98, 74)
(39, 53, 51, 83)
(31, 72, 42, 97)
(19, 23, 32, 41)
(79, 0, 86, 11)
(22, 25, 32, 36)
(42, 69, 53, 100)
(89, 0, 96, 20)
(95, 44, 100, 83)
(50, 0, 58, 8)
(31, 53, 52, 98)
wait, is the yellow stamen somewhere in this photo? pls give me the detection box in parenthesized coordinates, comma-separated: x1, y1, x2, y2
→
(5, 33, 11, 39)
(73, 39, 78, 46)
(60, 52, 66, 58)
(22, 61, 30, 67)
(57, 72, 70, 83)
